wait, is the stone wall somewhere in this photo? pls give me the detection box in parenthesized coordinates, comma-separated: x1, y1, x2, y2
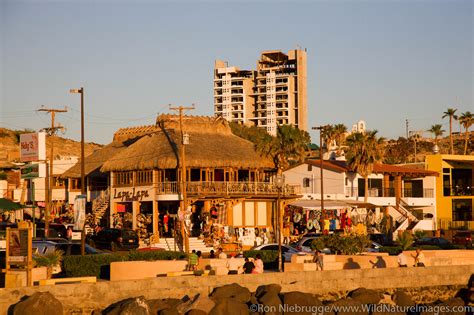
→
(1, 264, 473, 314)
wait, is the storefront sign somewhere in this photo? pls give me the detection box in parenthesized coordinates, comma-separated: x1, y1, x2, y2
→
(20, 132, 46, 162)
(7, 229, 29, 263)
(113, 187, 152, 202)
(73, 195, 86, 230)
(20, 163, 46, 179)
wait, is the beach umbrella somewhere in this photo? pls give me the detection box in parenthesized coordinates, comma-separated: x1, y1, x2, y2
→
(0, 198, 23, 212)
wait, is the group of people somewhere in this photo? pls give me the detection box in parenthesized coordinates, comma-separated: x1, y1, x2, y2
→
(397, 248, 425, 267)
(186, 248, 265, 275)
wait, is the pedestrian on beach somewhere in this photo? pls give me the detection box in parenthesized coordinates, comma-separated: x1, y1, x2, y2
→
(413, 248, 425, 267)
(218, 248, 227, 259)
(397, 250, 407, 267)
(209, 250, 215, 259)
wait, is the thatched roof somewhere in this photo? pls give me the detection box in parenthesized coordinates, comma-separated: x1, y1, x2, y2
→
(101, 115, 273, 171)
(61, 140, 130, 178)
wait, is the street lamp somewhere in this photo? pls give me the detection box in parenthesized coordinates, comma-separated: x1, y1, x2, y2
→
(70, 87, 86, 255)
(275, 174, 285, 272)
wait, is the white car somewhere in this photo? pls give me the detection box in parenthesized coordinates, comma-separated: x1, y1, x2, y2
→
(294, 237, 331, 254)
(252, 243, 307, 262)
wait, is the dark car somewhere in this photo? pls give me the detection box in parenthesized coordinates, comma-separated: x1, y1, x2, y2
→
(414, 237, 451, 247)
(452, 231, 473, 248)
(90, 228, 139, 251)
(35, 223, 67, 239)
(369, 233, 394, 246)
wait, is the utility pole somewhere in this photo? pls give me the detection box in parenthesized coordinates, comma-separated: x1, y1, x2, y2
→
(38, 106, 67, 237)
(169, 104, 195, 254)
(405, 119, 409, 139)
(312, 125, 330, 222)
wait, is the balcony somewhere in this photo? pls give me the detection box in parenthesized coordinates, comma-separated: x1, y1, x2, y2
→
(156, 181, 301, 196)
(443, 185, 473, 197)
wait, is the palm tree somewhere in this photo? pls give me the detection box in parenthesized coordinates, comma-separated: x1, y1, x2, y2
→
(333, 124, 348, 147)
(459, 111, 473, 155)
(442, 108, 458, 154)
(321, 125, 336, 150)
(345, 130, 384, 202)
(428, 124, 445, 146)
(255, 124, 311, 173)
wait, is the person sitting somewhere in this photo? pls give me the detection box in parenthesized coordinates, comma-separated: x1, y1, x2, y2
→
(227, 253, 242, 275)
(209, 249, 215, 259)
(397, 250, 407, 267)
(188, 250, 198, 271)
(242, 257, 255, 274)
(218, 248, 227, 259)
(252, 254, 264, 274)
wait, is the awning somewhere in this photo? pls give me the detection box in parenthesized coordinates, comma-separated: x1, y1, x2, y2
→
(0, 198, 24, 212)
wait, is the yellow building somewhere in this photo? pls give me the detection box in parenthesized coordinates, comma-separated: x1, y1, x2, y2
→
(425, 154, 474, 229)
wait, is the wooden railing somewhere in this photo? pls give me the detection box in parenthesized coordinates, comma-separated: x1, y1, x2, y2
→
(155, 181, 300, 196)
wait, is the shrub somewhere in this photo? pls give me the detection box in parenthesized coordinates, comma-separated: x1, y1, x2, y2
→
(413, 229, 427, 240)
(379, 246, 403, 255)
(34, 249, 64, 279)
(397, 231, 414, 250)
(310, 233, 371, 255)
(0, 172, 6, 180)
(128, 250, 187, 261)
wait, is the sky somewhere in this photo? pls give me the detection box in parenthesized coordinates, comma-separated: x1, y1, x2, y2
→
(1, 0, 473, 145)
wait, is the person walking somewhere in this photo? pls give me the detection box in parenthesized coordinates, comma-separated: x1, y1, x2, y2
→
(313, 250, 324, 270)
(397, 250, 408, 267)
(413, 248, 425, 267)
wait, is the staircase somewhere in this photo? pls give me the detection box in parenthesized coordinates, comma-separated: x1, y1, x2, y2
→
(91, 189, 110, 224)
(389, 203, 419, 241)
(154, 237, 214, 253)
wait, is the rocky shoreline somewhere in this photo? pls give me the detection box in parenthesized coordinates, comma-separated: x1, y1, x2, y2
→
(8, 282, 474, 315)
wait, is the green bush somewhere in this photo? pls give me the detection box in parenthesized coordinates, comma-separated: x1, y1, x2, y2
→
(243, 250, 278, 263)
(413, 229, 426, 240)
(0, 172, 7, 180)
(397, 231, 414, 250)
(128, 250, 187, 261)
(310, 233, 371, 255)
(63, 250, 188, 278)
(379, 246, 403, 255)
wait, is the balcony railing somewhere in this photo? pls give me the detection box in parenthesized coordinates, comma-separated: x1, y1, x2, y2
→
(443, 185, 473, 197)
(156, 181, 300, 196)
(345, 187, 434, 198)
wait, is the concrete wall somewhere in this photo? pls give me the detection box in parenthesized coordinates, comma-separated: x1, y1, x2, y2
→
(284, 164, 344, 195)
(110, 260, 188, 281)
(1, 264, 473, 313)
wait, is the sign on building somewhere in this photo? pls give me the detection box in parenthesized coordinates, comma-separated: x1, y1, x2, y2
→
(20, 132, 46, 162)
(20, 163, 46, 179)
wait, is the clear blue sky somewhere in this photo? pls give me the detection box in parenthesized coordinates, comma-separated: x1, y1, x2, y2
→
(1, 0, 472, 145)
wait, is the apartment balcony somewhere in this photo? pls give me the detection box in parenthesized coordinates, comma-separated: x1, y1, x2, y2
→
(443, 185, 473, 197)
(155, 181, 301, 197)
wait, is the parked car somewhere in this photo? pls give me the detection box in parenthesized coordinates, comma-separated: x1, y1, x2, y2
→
(35, 223, 67, 239)
(413, 237, 451, 247)
(369, 233, 394, 246)
(89, 228, 139, 251)
(365, 242, 383, 253)
(293, 237, 331, 254)
(452, 231, 473, 248)
(252, 243, 307, 262)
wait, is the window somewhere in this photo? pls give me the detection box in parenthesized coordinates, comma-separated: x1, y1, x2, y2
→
(303, 178, 310, 188)
(70, 178, 82, 190)
(136, 170, 153, 185)
(114, 171, 133, 186)
(452, 199, 473, 221)
(307, 165, 312, 172)
(52, 176, 65, 188)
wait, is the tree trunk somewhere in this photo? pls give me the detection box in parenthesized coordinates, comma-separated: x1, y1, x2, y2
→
(47, 266, 53, 279)
(364, 176, 369, 203)
(464, 127, 469, 155)
(450, 116, 453, 154)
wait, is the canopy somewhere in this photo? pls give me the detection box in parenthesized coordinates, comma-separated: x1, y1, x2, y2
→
(0, 198, 24, 211)
(288, 199, 378, 210)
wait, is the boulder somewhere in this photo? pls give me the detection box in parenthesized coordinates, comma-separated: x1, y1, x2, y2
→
(148, 298, 181, 314)
(209, 299, 249, 315)
(349, 288, 382, 304)
(393, 290, 415, 307)
(12, 292, 63, 315)
(178, 294, 215, 314)
(331, 298, 368, 315)
(282, 292, 322, 315)
(420, 297, 466, 315)
(258, 292, 282, 315)
(186, 310, 207, 315)
(255, 284, 282, 298)
(102, 296, 150, 315)
(210, 283, 251, 304)
(371, 304, 405, 315)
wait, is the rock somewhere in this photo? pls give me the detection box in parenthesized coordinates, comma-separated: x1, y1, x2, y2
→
(210, 283, 251, 304)
(209, 299, 248, 315)
(12, 292, 63, 315)
(149, 298, 181, 314)
(331, 298, 368, 315)
(420, 297, 466, 315)
(186, 310, 207, 315)
(393, 290, 415, 307)
(282, 292, 322, 315)
(258, 292, 282, 315)
(371, 304, 405, 315)
(102, 296, 150, 315)
(255, 284, 282, 298)
(159, 309, 179, 315)
(349, 288, 382, 304)
(178, 294, 215, 314)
